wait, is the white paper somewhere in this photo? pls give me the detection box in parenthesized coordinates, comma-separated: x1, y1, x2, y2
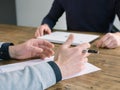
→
(0, 56, 101, 80)
(38, 31, 99, 45)
(0, 56, 53, 73)
(63, 63, 101, 80)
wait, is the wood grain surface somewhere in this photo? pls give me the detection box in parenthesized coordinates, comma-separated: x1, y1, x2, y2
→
(0, 24, 119, 90)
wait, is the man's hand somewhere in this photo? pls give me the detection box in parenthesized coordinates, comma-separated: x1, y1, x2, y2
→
(9, 38, 54, 60)
(35, 24, 51, 37)
(54, 34, 90, 79)
(96, 32, 120, 48)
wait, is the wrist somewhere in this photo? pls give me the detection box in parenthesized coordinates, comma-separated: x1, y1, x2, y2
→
(9, 45, 16, 59)
(55, 61, 66, 79)
(115, 32, 120, 36)
(9, 44, 24, 59)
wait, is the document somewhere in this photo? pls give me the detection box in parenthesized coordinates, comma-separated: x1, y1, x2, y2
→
(0, 56, 101, 80)
(38, 31, 99, 45)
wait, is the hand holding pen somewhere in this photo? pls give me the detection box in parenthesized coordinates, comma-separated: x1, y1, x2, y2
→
(82, 49, 99, 54)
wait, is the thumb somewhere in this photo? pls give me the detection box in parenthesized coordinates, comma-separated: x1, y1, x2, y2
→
(63, 34, 74, 48)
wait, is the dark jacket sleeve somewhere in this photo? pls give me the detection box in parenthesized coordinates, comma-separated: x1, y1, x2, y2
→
(42, 0, 64, 29)
(0, 42, 14, 60)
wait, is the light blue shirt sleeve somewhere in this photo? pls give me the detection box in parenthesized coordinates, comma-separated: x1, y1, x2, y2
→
(0, 62, 56, 90)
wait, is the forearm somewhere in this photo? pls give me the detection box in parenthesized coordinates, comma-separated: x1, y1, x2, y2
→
(0, 61, 62, 90)
(41, 0, 64, 29)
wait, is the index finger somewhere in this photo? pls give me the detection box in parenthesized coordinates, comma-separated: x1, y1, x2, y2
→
(63, 34, 74, 48)
(38, 39, 54, 48)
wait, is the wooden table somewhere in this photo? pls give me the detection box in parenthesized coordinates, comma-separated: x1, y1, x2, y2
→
(0, 24, 120, 90)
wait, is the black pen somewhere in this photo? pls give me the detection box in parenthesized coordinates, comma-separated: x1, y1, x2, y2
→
(82, 49, 99, 54)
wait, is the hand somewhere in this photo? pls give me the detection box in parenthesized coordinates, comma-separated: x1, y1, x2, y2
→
(54, 34, 90, 79)
(35, 24, 51, 37)
(9, 38, 54, 60)
(96, 33, 120, 48)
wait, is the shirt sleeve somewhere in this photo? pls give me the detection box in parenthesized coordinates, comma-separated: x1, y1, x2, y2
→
(41, 0, 64, 29)
(0, 42, 14, 60)
(0, 61, 62, 90)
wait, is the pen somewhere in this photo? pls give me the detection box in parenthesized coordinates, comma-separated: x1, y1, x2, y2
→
(82, 49, 99, 54)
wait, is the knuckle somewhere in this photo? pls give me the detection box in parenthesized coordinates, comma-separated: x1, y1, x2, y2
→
(107, 33, 110, 35)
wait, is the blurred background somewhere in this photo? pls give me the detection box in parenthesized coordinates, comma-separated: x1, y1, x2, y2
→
(0, 0, 119, 30)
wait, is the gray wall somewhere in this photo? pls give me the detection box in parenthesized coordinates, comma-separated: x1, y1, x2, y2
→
(114, 16, 120, 30)
(15, 0, 66, 30)
(0, 0, 16, 25)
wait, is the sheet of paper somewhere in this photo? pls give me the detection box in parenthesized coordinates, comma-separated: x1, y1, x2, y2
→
(0, 57, 53, 73)
(0, 56, 101, 80)
(38, 31, 99, 45)
(63, 63, 101, 80)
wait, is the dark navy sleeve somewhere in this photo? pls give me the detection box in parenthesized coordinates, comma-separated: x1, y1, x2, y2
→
(42, 0, 64, 29)
(0, 43, 14, 60)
